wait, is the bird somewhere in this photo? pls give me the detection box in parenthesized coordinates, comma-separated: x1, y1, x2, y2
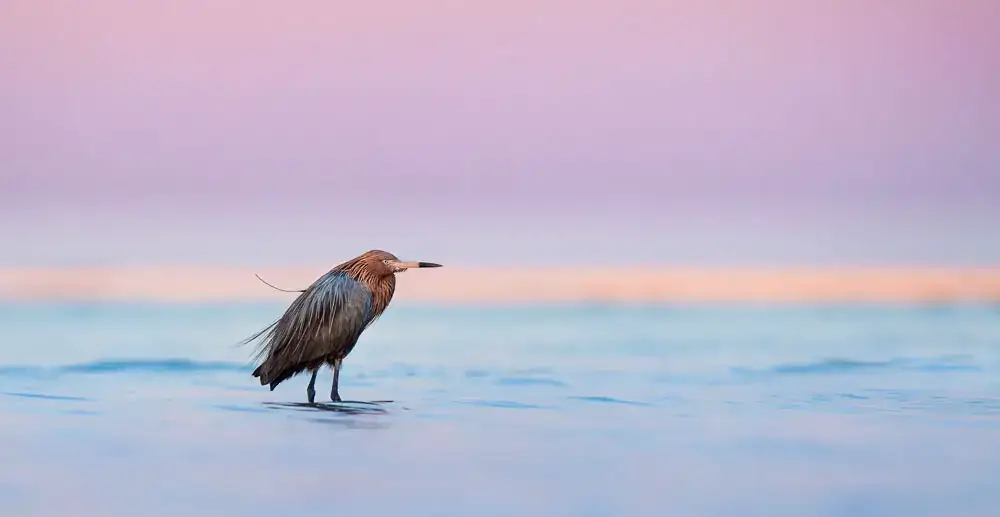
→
(243, 249, 441, 403)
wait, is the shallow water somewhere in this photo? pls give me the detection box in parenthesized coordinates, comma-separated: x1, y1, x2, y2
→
(1, 302, 999, 516)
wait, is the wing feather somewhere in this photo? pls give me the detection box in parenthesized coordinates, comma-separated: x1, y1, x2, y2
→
(247, 271, 373, 386)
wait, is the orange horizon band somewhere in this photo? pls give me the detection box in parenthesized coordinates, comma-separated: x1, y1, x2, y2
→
(1, 266, 999, 303)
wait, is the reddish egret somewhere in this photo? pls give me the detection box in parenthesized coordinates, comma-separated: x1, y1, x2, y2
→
(244, 250, 441, 403)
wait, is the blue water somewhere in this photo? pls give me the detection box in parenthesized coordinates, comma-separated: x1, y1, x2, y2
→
(2, 302, 999, 516)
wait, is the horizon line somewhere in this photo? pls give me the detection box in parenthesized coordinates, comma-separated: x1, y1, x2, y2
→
(2, 265, 999, 303)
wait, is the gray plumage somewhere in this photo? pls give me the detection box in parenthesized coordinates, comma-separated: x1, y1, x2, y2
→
(244, 249, 441, 403)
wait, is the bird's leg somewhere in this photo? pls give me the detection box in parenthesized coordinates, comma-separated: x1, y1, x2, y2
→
(331, 358, 343, 402)
(306, 370, 318, 404)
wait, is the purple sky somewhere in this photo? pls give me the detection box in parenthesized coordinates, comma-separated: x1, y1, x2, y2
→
(2, 0, 998, 267)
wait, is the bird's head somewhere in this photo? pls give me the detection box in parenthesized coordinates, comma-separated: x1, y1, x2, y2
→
(361, 250, 443, 277)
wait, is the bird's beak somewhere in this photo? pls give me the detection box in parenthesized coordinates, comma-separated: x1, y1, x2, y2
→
(390, 260, 442, 270)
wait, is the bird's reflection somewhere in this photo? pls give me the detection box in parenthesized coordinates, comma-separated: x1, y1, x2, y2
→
(263, 400, 393, 416)
(305, 416, 390, 429)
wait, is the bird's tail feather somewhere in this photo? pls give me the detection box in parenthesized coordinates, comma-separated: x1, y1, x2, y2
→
(240, 319, 281, 363)
(266, 368, 298, 391)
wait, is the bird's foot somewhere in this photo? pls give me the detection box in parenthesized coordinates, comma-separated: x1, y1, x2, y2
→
(331, 391, 342, 403)
(306, 387, 316, 404)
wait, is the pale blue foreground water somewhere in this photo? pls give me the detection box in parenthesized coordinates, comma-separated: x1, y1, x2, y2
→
(1, 302, 999, 516)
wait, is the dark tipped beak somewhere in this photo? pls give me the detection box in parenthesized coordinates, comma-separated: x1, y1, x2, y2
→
(389, 260, 443, 270)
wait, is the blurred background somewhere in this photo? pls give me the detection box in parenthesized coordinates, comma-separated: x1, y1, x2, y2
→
(2, 0, 998, 272)
(1, 2, 999, 516)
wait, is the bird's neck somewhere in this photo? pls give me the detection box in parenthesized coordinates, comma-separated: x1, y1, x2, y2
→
(368, 274, 396, 319)
(339, 264, 395, 319)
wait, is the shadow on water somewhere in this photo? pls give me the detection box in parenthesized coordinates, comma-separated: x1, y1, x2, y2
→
(261, 401, 396, 429)
(263, 400, 394, 415)
(254, 400, 398, 429)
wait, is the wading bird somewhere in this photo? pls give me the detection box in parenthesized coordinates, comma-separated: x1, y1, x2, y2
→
(244, 250, 441, 403)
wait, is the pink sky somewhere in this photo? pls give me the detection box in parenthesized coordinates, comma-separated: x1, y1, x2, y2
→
(2, 1, 998, 267)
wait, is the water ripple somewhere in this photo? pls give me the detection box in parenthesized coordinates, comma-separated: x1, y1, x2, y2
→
(734, 355, 981, 378)
(494, 377, 568, 387)
(62, 359, 250, 374)
(459, 399, 549, 409)
(0, 358, 251, 377)
(567, 395, 650, 406)
(212, 404, 270, 414)
(2, 392, 92, 402)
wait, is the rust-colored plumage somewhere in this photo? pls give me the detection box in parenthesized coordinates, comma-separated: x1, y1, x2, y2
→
(244, 250, 441, 403)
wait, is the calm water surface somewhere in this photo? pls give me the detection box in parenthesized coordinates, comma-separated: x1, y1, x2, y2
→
(1, 302, 999, 516)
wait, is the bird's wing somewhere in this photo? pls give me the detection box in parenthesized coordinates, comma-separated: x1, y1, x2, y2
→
(251, 271, 373, 371)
